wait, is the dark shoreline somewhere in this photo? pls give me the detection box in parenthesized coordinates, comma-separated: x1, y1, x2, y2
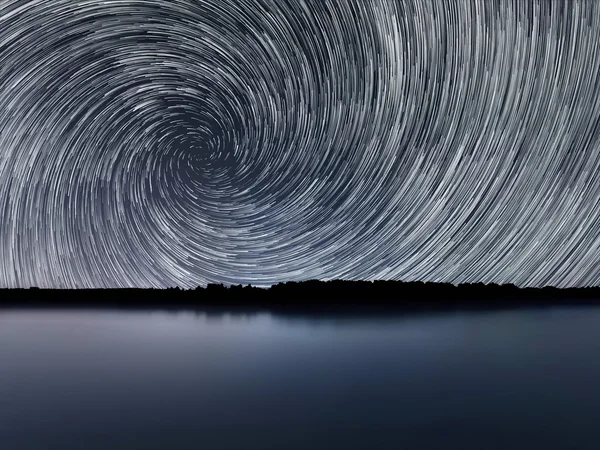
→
(2, 280, 600, 314)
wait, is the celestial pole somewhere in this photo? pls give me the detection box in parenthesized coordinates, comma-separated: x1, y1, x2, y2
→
(1, 0, 600, 289)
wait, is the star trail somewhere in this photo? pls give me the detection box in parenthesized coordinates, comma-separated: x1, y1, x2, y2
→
(1, 0, 600, 289)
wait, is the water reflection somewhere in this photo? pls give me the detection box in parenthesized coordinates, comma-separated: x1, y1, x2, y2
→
(1, 307, 600, 449)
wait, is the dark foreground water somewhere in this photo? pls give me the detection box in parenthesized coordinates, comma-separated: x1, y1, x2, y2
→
(2, 307, 600, 450)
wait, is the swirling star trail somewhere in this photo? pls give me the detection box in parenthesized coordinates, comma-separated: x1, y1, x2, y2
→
(1, 0, 600, 289)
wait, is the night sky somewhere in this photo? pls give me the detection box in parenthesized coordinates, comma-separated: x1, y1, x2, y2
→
(1, 0, 600, 289)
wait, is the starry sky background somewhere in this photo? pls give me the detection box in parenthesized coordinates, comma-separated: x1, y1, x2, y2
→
(1, 0, 600, 289)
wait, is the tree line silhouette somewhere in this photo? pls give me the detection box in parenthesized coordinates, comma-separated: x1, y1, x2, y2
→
(2, 280, 600, 311)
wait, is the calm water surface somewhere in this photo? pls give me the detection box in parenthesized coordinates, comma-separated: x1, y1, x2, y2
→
(2, 307, 600, 450)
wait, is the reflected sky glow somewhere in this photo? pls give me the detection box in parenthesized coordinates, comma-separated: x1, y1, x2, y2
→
(2, 308, 600, 449)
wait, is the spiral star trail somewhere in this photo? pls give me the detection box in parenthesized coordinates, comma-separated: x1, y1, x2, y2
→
(1, 0, 600, 289)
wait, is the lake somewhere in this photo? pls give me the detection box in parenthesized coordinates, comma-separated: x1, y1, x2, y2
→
(2, 307, 600, 449)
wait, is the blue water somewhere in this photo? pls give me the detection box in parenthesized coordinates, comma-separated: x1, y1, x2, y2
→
(2, 307, 600, 449)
